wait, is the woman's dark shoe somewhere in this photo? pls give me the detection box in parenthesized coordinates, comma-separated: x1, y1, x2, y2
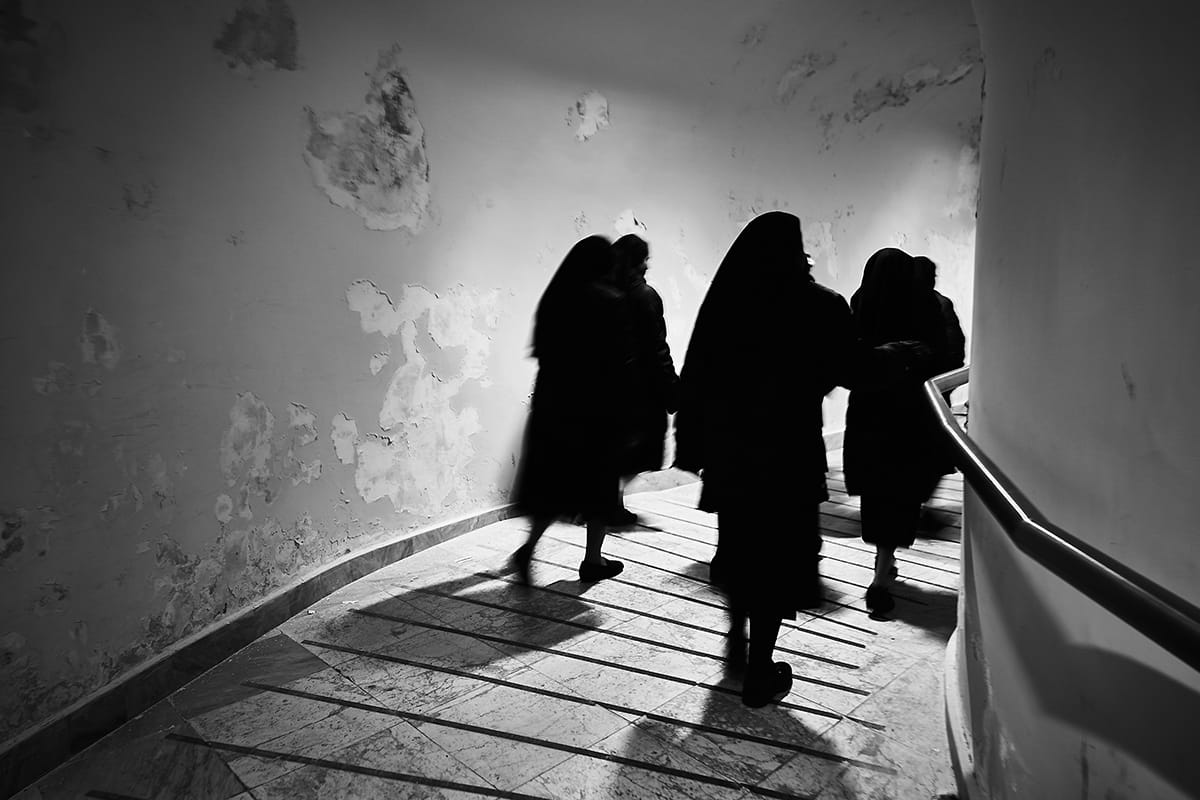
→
(510, 543, 534, 587)
(610, 507, 639, 527)
(865, 584, 895, 615)
(742, 662, 793, 708)
(579, 558, 624, 583)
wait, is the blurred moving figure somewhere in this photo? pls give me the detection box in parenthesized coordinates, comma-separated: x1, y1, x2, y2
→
(610, 233, 679, 526)
(509, 236, 635, 586)
(844, 248, 955, 615)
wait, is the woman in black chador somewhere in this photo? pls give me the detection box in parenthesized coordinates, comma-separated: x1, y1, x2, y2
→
(510, 235, 635, 586)
(844, 247, 954, 614)
(674, 211, 854, 707)
(611, 233, 679, 525)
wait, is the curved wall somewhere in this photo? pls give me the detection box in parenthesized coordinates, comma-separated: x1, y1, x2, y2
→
(0, 0, 979, 747)
(956, 0, 1200, 796)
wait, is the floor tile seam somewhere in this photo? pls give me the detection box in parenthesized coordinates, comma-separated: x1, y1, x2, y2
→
(526, 554, 874, 646)
(217, 684, 823, 800)
(536, 539, 881, 637)
(820, 538, 962, 576)
(820, 558, 957, 595)
(402, 582, 865, 673)
(614, 510, 957, 593)
(164, 733, 546, 800)
(316, 627, 853, 724)
(405, 720, 532, 795)
(224, 716, 413, 791)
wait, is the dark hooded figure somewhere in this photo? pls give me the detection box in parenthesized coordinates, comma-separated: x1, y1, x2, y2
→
(673, 211, 857, 707)
(510, 235, 636, 586)
(912, 255, 966, 372)
(844, 247, 954, 614)
(610, 233, 679, 525)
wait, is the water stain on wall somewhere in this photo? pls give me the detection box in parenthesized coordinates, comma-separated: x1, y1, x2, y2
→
(304, 44, 430, 232)
(776, 50, 838, 104)
(213, 0, 299, 71)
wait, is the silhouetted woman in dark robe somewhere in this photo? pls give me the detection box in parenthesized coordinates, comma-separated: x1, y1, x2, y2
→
(610, 233, 679, 525)
(844, 247, 953, 614)
(510, 235, 635, 585)
(674, 211, 855, 707)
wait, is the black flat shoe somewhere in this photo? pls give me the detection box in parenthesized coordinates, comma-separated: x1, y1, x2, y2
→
(510, 543, 534, 587)
(865, 584, 895, 615)
(579, 558, 624, 583)
(610, 507, 639, 527)
(742, 662, 793, 708)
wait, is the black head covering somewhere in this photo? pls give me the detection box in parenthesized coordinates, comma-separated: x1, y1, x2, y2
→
(912, 255, 937, 291)
(851, 247, 926, 346)
(612, 233, 650, 289)
(680, 211, 808, 384)
(533, 235, 613, 358)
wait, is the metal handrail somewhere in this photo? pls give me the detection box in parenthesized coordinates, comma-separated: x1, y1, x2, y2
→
(924, 366, 1200, 674)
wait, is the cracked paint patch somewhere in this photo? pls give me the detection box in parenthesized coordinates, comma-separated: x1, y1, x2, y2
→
(570, 90, 610, 142)
(331, 413, 358, 465)
(214, 494, 234, 524)
(283, 402, 321, 486)
(304, 44, 430, 232)
(804, 220, 840, 281)
(613, 209, 647, 237)
(99, 484, 143, 521)
(344, 283, 500, 515)
(219, 392, 277, 517)
(32, 361, 71, 394)
(80, 310, 120, 370)
(346, 280, 404, 337)
(776, 51, 837, 104)
(146, 454, 176, 517)
(214, 0, 299, 72)
(33, 583, 68, 616)
(369, 352, 389, 375)
(1, 509, 27, 565)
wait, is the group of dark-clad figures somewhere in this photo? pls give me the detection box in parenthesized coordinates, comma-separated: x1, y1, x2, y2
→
(509, 210, 966, 708)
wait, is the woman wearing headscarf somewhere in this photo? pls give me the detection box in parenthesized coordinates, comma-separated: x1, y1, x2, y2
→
(844, 247, 953, 614)
(510, 235, 636, 585)
(673, 211, 857, 707)
(610, 233, 679, 525)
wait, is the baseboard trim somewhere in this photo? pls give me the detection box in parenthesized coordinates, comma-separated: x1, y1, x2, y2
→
(0, 503, 519, 799)
(944, 627, 978, 800)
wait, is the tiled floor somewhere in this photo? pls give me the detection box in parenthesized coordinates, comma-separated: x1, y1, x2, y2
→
(15, 452, 963, 800)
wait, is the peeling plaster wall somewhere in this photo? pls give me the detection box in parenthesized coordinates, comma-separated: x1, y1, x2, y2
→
(0, 0, 979, 747)
(957, 0, 1200, 797)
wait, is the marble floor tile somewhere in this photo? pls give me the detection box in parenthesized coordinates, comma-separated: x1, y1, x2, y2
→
(32, 699, 245, 800)
(633, 685, 856, 788)
(248, 722, 501, 800)
(275, 594, 444, 667)
(518, 722, 749, 800)
(413, 666, 632, 790)
(522, 649, 697, 718)
(188, 667, 377, 749)
(171, 634, 329, 719)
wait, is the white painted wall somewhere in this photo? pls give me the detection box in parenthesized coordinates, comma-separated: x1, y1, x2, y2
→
(954, 0, 1200, 796)
(0, 0, 979, 744)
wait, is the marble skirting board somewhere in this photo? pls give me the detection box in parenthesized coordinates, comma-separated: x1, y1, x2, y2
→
(0, 504, 520, 800)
